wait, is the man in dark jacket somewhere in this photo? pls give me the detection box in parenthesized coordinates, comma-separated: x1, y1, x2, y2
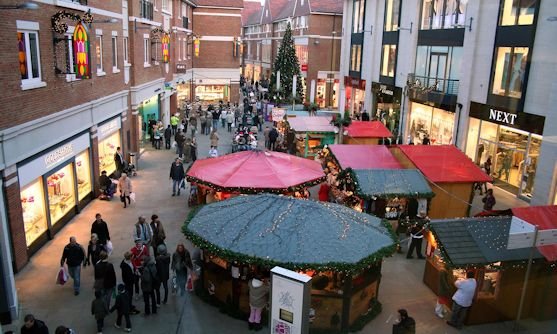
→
(174, 130, 186, 158)
(114, 147, 125, 176)
(21, 314, 49, 334)
(60, 236, 86, 295)
(110, 284, 132, 331)
(269, 127, 279, 151)
(211, 108, 221, 131)
(120, 252, 140, 315)
(392, 309, 416, 334)
(141, 256, 158, 315)
(99, 170, 114, 198)
(91, 213, 110, 246)
(164, 125, 172, 149)
(94, 251, 117, 309)
(169, 158, 185, 196)
(155, 244, 171, 305)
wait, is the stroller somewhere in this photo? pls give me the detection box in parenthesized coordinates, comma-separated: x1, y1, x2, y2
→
(122, 160, 137, 177)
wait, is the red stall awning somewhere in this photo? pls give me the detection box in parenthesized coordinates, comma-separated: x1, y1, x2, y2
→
(397, 145, 491, 183)
(186, 150, 325, 193)
(345, 121, 393, 138)
(512, 206, 557, 262)
(328, 144, 402, 170)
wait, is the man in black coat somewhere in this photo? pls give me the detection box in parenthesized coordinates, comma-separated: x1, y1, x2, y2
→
(269, 127, 279, 151)
(120, 252, 140, 314)
(60, 236, 86, 296)
(94, 252, 117, 309)
(21, 314, 49, 334)
(91, 213, 110, 246)
(164, 125, 172, 149)
(114, 147, 125, 176)
(174, 130, 186, 158)
(169, 158, 185, 196)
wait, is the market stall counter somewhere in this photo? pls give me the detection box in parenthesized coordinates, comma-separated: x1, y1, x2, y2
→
(343, 121, 393, 145)
(391, 145, 491, 219)
(287, 116, 337, 158)
(425, 211, 557, 325)
(183, 194, 396, 332)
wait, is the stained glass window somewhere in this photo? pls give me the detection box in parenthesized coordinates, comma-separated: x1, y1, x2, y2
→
(73, 22, 91, 79)
(162, 33, 170, 63)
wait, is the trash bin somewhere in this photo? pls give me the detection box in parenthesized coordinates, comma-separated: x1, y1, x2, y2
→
(129, 152, 137, 170)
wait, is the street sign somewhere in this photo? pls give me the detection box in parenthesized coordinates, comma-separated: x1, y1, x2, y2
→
(507, 216, 536, 250)
(536, 229, 557, 246)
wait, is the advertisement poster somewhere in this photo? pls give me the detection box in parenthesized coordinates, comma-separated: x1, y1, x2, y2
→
(271, 108, 287, 122)
(271, 267, 311, 334)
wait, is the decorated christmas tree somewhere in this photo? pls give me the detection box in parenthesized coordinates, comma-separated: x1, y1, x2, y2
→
(270, 22, 304, 104)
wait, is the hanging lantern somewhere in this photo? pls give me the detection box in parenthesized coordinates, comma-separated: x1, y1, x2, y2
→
(73, 22, 91, 79)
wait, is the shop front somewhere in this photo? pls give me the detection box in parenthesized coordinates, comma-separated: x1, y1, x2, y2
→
(195, 84, 230, 104)
(466, 102, 545, 200)
(343, 76, 365, 117)
(97, 117, 122, 177)
(138, 95, 160, 143)
(408, 102, 455, 145)
(18, 133, 92, 254)
(316, 72, 339, 109)
(371, 82, 402, 139)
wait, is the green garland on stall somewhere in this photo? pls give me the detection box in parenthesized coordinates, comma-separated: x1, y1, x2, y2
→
(182, 207, 397, 274)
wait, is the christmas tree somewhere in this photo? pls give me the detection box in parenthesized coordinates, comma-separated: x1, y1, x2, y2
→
(270, 22, 304, 104)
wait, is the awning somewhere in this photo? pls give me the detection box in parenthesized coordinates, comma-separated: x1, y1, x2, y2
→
(351, 169, 435, 199)
(345, 121, 393, 138)
(328, 144, 402, 170)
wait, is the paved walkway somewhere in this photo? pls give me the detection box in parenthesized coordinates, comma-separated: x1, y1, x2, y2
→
(5, 116, 555, 334)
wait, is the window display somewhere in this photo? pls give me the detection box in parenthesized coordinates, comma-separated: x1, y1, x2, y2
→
(491, 47, 529, 98)
(75, 150, 91, 201)
(195, 85, 227, 102)
(20, 179, 47, 246)
(47, 163, 76, 225)
(98, 131, 120, 175)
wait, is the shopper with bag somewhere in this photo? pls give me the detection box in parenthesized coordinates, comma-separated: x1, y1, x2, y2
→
(85, 233, 107, 268)
(118, 173, 132, 208)
(171, 244, 192, 296)
(60, 236, 86, 296)
(169, 158, 185, 196)
(91, 213, 111, 247)
(155, 244, 171, 305)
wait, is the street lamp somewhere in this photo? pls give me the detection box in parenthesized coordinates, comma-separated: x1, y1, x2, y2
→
(0, 2, 39, 10)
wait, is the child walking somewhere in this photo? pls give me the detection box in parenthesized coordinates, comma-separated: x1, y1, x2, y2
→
(110, 284, 132, 332)
(91, 290, 109, 334)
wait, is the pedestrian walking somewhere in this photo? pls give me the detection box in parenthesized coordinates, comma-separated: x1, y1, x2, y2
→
(263, 126, 270, 150)
(91, 290, 109, 334)
(140, 256, 158, 315)
(91, 213, 110, 246)
(169, 157, 185, 196)
(132, 216, 153, 247)
(150, 215, 166, 256)
(220, 108, 227, 128)
(21, 314, 49, 334)
(210, 128, 219, 149)
(118, 173, 132, 208)
(392, 309, 416, 334)
(226, 110, 234, 132)
(248, 276, 269, 331)
(175, 129, 186, 158)
(120, 251, 140, 314)
(155, 244, 171, 305)
(93, 251, 117, 309)
(269, 127, 279, 151)
(130, 240, 149, 297)
(188, 113, 197, 138)
(85, 233, 107, 268)
(200, 112, 207, 135)
(164, 125, 172, 149)
(447, 271, 477, 329)
(110, 284, 132, 332)
(482, 189, 496, 211)
(211, 106, 221, 131)
(406, 211, 427, 259)
(190, 137, 198, 162)
(171, 244, 192, 296)
(60, 236, 86, 296)
(170, 113, 180, 135)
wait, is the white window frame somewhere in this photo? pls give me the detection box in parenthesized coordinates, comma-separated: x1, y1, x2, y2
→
(95, 30, 105, 76)
(181, 2, 188, 17)
(143, 35, 151, 67)
(123, 37, 130, 65)
(111, 32, 119, 73)
(65, 27, 78, 82)
(17, 21, 46, 90)
(161, 0, 172, 14)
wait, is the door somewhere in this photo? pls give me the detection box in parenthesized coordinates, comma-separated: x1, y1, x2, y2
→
(429, 53, 448, 92)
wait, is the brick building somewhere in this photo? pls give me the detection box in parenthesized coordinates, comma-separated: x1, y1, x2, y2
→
(242, 0, 342, 108)
(0, 0, 240, 324)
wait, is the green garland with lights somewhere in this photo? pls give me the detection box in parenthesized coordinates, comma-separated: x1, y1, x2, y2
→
(182, 205, 397, 274)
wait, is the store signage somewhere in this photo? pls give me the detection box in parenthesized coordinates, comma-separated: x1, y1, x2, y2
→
(176, 64, 187, 73)
(270, 267, 312, 334)
(271, 108, 287, 121)
(97, 118, 121, 141)
(380, 85, 394, 96)
(44, 144, 74, 169)
(301, 64, 308, 72)
(489, 108, 517, 125)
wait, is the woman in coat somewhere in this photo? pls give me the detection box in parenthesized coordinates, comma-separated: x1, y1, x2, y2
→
(85, 233, 106, 267)
(118, 173, 132, 208)
(149, 215, 166, 256)
(210, 129, 219, 149)
(171, 244, 192, 296)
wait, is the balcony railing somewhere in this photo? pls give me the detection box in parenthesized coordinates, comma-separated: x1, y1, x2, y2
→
(139, 0, 154, 21)
(407, 74, 459, 96)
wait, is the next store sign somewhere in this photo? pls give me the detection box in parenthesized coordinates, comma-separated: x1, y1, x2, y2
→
(469, 102, 545, 135)
(489, 108, 518, 125)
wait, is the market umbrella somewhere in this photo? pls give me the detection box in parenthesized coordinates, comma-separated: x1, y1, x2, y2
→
(186, 150, 326, 193)
(183, 194, 396, 272)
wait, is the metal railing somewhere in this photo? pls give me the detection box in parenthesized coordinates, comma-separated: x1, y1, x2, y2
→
(139, 0, 154, 21)
(407, 73, 460, 96)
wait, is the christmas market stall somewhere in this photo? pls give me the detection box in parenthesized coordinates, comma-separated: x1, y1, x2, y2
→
(287, 116, 337, 158)
(183, 194, 396, 332)
(343, 121, 393, 145)
(185, 150, 325, 204)
(390, 145, 491, 219)
(424, 209, 557, 325)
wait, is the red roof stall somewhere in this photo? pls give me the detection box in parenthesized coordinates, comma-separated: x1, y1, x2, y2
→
(328, 144, 402, 170)
(343, 121, 394, 145)
(391, 145, 491, 219)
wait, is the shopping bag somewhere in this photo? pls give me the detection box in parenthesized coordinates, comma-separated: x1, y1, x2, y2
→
(129, 192, 136, 203)
(56, 266, 68, 285)
(106, 240, 113, 256)
(186, 274, 194, 292)
(180, 179, 186, 189)
(172, 141, 177, 148)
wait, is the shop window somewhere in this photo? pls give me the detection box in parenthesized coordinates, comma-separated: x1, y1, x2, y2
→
(499, 0, 537, 26)
(350, 44, 362, 73)
(421, 0, 467, 30)
(21, 179, 48, 246)
(491, 47, 529, 99)
(478, 266, 501, 299)
(380, 44, 396, 77)
(99, 131, 121, 176)
(17, 23, 45, 90)
(47, 164, 76, 225)
(76, 150, 92, 201)
(384, 0, 400, 32)
(352, 0, 366, 33)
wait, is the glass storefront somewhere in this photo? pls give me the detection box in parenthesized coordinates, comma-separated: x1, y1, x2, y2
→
(409, 102, 454, 145)
(316, 79, 339, 109)
(76, 150, 91, 200)
(371, 83, 402, 139)
(195, 85, 229, 103)
(98, 131, 121, 175)
(21, 179, 47, 246)
(345, 86, 365, 117)
(139, 96, 160, 143)
(47, 163, 76, 225)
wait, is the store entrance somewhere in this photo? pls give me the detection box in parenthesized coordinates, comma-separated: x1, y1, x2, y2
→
(478, 138, 526, 196)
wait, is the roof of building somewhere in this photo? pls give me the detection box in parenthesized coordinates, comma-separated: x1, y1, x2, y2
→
(287, 116, 336, 133)
(351, 169, 434, 199)
(242, 0, 263, 26)
(309, 0, 343, 14)
(328, 144, 402, 170)
(397, 145, 492, 183)
(430, 217, 544, 268)
(274, 0, 296, 20)
(261, 0, 291, 24)
(345, 121, 393, 138)
(193, 0, 244, 8)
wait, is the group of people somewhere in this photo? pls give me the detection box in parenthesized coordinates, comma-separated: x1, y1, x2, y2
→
(54, 212, 199, 334)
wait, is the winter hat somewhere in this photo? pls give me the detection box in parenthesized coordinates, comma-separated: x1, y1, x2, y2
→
(157, 244, 167, 255)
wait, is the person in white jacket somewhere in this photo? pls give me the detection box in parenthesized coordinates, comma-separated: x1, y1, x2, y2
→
(447, 271, 477, 329)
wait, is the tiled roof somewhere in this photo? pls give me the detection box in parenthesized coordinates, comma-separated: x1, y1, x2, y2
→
(309, 0, 343, 14)
(193, 0, 244, 8)
(242, 0, 263, 26)
(274, 0, 296, 20)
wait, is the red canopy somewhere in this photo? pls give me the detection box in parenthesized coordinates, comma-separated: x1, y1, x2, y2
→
(329, 144, 402, 170)
(345, 121, 393, 138)
(186, 150, 325, 192)
(512, 206, 557, 262)
(397, 145, 491, 183)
